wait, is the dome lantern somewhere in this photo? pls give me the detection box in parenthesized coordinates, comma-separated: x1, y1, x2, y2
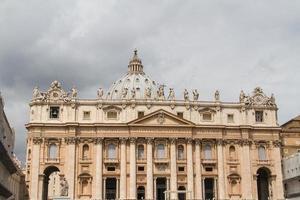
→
(128, 49, 144, 74)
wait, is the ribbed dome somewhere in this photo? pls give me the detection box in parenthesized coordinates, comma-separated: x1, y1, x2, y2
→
(106, 50, 159, 100)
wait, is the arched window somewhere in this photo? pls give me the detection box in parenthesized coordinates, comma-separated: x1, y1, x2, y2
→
(204, 144, 212, 159)
(108, 144, 116, 159)
(258, 146, 266, 160)
(49, 144, 57, 159)
(137, 145, 144, 160)
(229, 146, 236, 159)
(177, 145, 184, 160)
(82, 144, 89, 160)
(157, 144, 165, 159)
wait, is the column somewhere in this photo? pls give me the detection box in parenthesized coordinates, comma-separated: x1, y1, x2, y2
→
(103, 178, 106, 199)
(195, 139, 202, 199)
(65, 137, 76, 199)
(217, 140, 225, 199)
(273, 141, 284, 199)
(38, 175, 44, 200)
(186, 138, 194, 199)
(129, 138, 137, 199)
(120, 138, 127, 199)
(94, 138, 103, 199)
(31, 137, 42, 200)
(154, 178, 157, 200)
(146, 138, 154, 200)
(241, 139, 253, 199)
(170, 138, 177, 200)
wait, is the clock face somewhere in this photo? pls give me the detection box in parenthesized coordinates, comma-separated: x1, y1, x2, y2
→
(254, 95, 264, 105)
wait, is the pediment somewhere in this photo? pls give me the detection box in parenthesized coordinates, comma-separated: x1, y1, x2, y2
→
(128, 109, 195, 126)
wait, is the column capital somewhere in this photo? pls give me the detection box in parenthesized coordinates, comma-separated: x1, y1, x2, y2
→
(32, 137, 43, 145)
(272, 140, 281, 148)
(65, 137, 77, 145)
(216, 139, 224, 146)
(186, 138, 193, 144)
(94, 137, 104, 144)
(130, 137, 137, 144)
(195, 139, 201, 145)
(146, 137, 154, 144)
(239, 139, 252, 146)
(120, 137, 128, 144)
(169, 138, 177, 144)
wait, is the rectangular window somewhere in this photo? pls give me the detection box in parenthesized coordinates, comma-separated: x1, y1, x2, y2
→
(255, 111, 264, 122)
(83, 111, 90, 120)
(227, 114, 234, 123)
(107, 111, 118, 119)
(203, 113, 212, 121)
(138, 166, 145, 171)
(205, 167, 213, 172)
(178, 166, 185, 172)
(107, 167, 115, 171)
(138, 111, 144, 118)
(177, 112, 183, 118)
(50, 107, 59, 119)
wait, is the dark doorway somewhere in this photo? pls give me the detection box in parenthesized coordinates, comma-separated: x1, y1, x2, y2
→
(156, 177, 167, 200)
(137, 186, 145, 200)
(42, 166, 60, 200)
(257, 168, 270, 200)
(178, 186, 186, 200)
(106, 178, 117, 200)
(204, 178, 214, 200)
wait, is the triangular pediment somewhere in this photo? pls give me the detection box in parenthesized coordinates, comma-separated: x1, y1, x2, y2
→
(128, 109, 195, 126)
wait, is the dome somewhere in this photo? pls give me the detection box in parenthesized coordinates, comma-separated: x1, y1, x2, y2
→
(106, 50, 159, 100)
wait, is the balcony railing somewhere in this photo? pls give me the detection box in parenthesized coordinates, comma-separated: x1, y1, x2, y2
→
(257, 159, 272, 165)
(104, 158, 119, 164)
(46, 158, 59, 163)
(154, 157, 169, 163)
(201, 159, 217, 165)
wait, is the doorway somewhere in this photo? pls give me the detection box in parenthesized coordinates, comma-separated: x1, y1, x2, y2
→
(106, 178, 117, 200)
(178, 186, 186, 200)
(257, 168, 270, 200)
(156, 177, 167, 200)
(42, 166, 60, 200)
(204, 178, 214, 200)
(137, 186, 145, 200)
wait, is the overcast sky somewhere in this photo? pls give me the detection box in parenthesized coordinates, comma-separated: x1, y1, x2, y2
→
(1, 0, 300, 163)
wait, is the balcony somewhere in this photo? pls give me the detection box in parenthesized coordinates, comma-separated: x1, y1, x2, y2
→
(45, 158, 60, 164)
(154, 157, 169, 164)
(104, 158, 119, 164)
(227, 159, 239, 165)
(201, 159, 217, 165)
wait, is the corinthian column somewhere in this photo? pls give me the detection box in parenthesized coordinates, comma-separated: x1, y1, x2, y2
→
(187, 138, 194, 199)
(146, 138, 154, 200)
(170, 138, 177, 200)
(194, 139, 202, 199)
(93, 138, 103, 199)
(241, 139, 253, 199)
(120, 138, 127, 199)
(31, 137, 42, 200)
(65, 137, 76, 199)
(129, 138, 137, 199)
(273, 140, 284, 199)
(217, 139, 225, 199)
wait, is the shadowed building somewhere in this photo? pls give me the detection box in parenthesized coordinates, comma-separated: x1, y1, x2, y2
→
(25, 50, 284, 200)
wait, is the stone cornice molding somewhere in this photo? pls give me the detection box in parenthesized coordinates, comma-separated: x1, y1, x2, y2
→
(32, 137, 43, 145)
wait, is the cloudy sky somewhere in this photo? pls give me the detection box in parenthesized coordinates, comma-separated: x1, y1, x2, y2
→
(1, 0, 300, 163)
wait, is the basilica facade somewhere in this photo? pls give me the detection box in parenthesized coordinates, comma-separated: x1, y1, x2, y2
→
(25, 50, 284, 200)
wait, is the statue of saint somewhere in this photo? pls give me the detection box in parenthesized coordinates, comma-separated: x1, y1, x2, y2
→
(215, 90, 220, 101)
(145, 87, 152, 99)
(184, 89, 189, 101)
(239, 90, 245, 103)
(167, 88, 175, 100)
(192, 89, 199, 101)
(157, 85, 165, 100)
(60, 177, 69, 196)
(71, 87, 77, 98)
(122, 88, 128, 99)
(97, 88, 104, 99)
(33, 87, 41, 99)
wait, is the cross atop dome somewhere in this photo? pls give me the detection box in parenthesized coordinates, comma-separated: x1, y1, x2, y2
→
(128, 49, 144, 74)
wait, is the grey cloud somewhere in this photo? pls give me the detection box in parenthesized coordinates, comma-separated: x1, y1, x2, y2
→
(1, 0, 300, 164)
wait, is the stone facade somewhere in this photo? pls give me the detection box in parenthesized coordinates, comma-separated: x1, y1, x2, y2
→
(0, 93, 26, 200)
(25, 51, 284, 200)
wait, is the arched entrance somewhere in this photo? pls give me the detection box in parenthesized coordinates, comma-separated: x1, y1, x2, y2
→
(178, 186, 186, 200)
(137, 186, 145, 200)
(105, 178, 117, 200)
(257, 167, 271, 200)
(42, 166, 60, 200)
